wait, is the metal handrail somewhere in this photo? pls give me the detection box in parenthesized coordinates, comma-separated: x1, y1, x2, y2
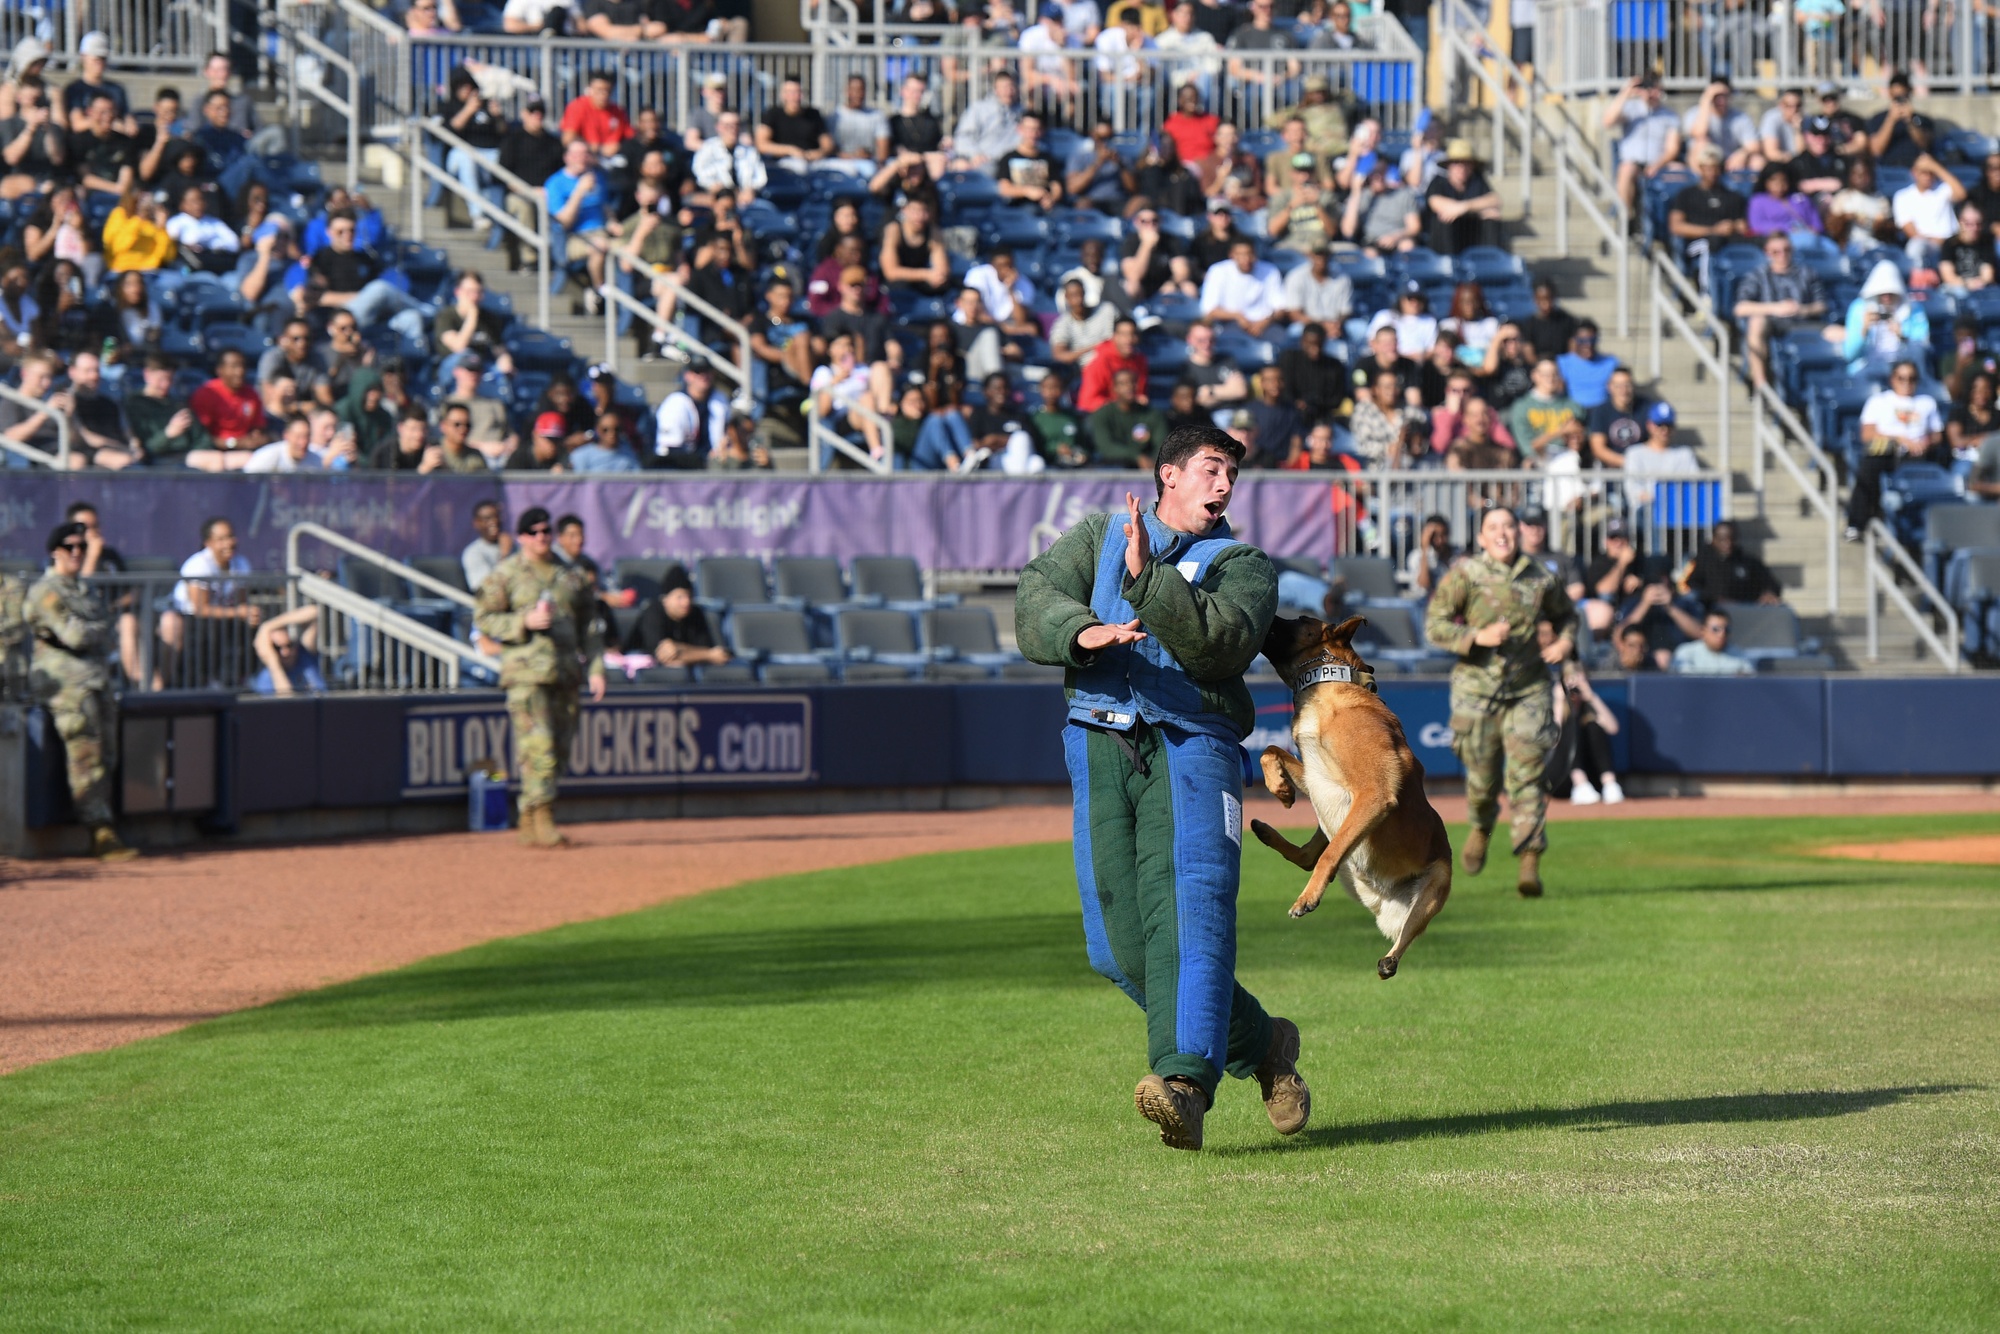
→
(296, 569, 501, 686)
(407, 116, 552, 330)
(0, 382, 71, 469)
(807, 400, 892, 475)
(286, 521, 479, 607)
(275, 21, 362, 190)
(1647, 254, 1735, 499)
(1865, 520, 1960, 672)
(597, 279, 752, 406)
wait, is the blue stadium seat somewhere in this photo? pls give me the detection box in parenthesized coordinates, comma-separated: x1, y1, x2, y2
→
(833, 607, 928, 680)
(202, 323, 274, 361)
(1881, 462, 1963, 550)
(505, 328, 575, 371)
(759, 171, 811, 211)
(985, 212, 1051, 249)
(1452, 245, 1525, 284)
(1054, 210, 1122, 246)
(1946, 548, 2000, 661)
(1391, 248, 1451, 282)
(1922, 503, 2000, 588)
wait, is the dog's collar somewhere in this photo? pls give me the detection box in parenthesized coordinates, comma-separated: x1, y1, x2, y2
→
(1293, 657, 1378, 696)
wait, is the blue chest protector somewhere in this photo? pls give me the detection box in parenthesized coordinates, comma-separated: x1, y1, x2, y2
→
(1067, 510, 1246, 741)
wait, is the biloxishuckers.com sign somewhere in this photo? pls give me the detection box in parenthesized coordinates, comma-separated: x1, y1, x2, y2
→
(402, 694, 813, 797)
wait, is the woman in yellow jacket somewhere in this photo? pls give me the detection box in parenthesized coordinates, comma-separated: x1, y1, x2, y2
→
(102, 188, 177, 272)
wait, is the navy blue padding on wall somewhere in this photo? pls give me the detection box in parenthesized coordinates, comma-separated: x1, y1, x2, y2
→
(1827, 678, 2000, 774)
(950, 683, 1067, 784)
(1627, 676, 1826, 774)
(235, 697, 319, 814)
(815, 685, 954, 786)
(317, 695, 412, 807)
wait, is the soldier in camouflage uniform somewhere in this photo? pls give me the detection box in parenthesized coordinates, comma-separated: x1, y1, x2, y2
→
(1424, 506, 1577, 897)
(26, 522, 137, 861)
(473, 506, 606, 848)
(0, 570, 27, 704)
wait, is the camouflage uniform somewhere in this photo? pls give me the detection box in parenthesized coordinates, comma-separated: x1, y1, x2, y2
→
(474, 553, 604, 812)
(1425, 553, 1578, 855)
(0, 573, 27, 702)
(25, 570, 118, 826)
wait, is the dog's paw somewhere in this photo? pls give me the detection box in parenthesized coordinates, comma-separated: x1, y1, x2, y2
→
(1287, 892, 1322, 919)
(1376, 955, 1398, 980)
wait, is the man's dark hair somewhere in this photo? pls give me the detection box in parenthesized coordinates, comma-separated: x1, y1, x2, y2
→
(1575, 318, 1600, 337)
(1155, 422, 1243, 497)
(556, 513, 584, 534)
(1533, 276, 1557, 296)
(588, 69, 615, 86)
(88, 92, 115, 110)
(1113, 315, 1139, 333)
(1481, 504, 1518, 529)
(399, 404, 430, 424)
(472, 499, 500, 518)
(64, 500, 97, 521)
(158, 86, 180, 104)
(1618, 623, 1646, 641)
(215, 348, 245, 368)
(441, 402, 471, 421)
(517, 506, 552, 534)
(199, 516, 231, 543)
(203, 88, 230, 107)
(1707, 607, 1732, 626)
(326, 208, 358, 225)
(145, 353, 176, 372)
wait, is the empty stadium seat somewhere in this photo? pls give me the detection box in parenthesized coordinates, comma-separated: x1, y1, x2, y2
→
(1922, 503, 2000, 589)
(697, 556, 770, 607)
(850, 555, 925, 604)
(409, 556, 471, 596)
(920, 605, 1053, 679)
(1332, 555, 1403, 601)
(727, 608, 833, 683)
(1716, 600, 1805, 662)
(773, 556, 847, 605)
(834, 608, 927, 681)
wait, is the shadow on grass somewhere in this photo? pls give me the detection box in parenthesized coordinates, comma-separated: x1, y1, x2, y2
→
(1219, 1084, 1979, 1154)
(242, 910, 1094, 1032)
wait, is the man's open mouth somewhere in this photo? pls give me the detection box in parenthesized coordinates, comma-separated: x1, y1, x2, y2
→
(1204, 501, 1224, 516)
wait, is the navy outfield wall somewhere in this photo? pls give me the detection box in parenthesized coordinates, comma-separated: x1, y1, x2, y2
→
(20, 677, 1997, 833)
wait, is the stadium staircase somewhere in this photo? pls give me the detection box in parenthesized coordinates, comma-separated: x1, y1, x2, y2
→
(1468, 93, 1950, 673)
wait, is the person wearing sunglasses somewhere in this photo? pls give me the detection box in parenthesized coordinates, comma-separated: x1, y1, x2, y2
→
(24, 521, 137, 860)
(472, 506, 607, 848)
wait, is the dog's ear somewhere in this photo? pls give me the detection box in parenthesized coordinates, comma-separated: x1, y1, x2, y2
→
(1327, 615, 1368, 646)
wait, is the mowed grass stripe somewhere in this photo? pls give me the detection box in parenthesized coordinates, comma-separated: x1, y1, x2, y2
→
(2, 814, 1997, 1331)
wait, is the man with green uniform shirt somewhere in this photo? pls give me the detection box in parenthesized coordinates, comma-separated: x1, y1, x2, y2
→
(1084, 367, 1170, 469)
(26, 521, 137, 860)
(474, 506, 606, 849)
(1015, 422, 1310, 1151)
(1424, 506, 1577, 897)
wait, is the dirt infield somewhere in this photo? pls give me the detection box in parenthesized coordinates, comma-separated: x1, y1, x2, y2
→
(1819, 834, 2000, 865)
(4, 790, 1998, 1077)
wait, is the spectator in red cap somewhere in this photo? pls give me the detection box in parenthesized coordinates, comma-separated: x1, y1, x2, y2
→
(507, 411, 570, 470)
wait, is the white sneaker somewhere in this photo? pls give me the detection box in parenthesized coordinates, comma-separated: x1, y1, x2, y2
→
(1600, 777, 1626, 804)
(1570, 781, 1601, 805)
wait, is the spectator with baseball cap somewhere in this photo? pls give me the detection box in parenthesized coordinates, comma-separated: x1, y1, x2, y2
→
(1339, 151, 1422, 256)
(508, 411, 570, 471)
(1571, 515, 1642, 635)
(1789, 115, 1847, 197)
(60, 32, 129, 131)
(653, 364, 729, 469)
(1865, 70, 1934, 168)
(498, 98, 563, 269)
(440, 352, 518, 464)
(1621, 401, 1701, 504)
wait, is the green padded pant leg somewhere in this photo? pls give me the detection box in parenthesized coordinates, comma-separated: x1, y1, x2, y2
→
(1066, 721, 1273, 1099)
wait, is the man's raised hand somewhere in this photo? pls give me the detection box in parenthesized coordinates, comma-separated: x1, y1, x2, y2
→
(1078, 619, 1147, 651)
(1472, 618, 1511, 647)
(1123, 491, 1150, 578)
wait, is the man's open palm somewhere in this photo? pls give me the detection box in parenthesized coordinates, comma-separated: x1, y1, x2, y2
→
(1078, 619, 1146, 651)
(1123, 492, 1150, 578)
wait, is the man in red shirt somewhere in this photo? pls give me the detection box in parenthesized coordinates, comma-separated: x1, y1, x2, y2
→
(1075, 316, 1149, 413)
(1160, 82, 1219, 167)
(560, 71, 633, 158)
(189, 348, 269, 451)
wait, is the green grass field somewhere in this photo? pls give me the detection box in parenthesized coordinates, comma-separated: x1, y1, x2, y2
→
(3, 813, 1999, 1331)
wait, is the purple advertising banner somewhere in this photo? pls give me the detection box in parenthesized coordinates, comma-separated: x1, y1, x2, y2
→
(0, 474, 1337, 572)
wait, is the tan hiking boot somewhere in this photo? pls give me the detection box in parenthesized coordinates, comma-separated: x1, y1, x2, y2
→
(530, 804, 568, 848)
(1517, 849, 1543, 898)
(90, 826, 138, 862)
(518, 804, 541, 847)
(1462, 826, 1489, 876)
(1134, 1074, 1209, 1151)
(1255, 1017, 1311, 1135)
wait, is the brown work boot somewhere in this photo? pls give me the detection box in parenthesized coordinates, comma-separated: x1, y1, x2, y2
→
(530, 804, 568, 848)
(1254, 1017, 1311, 1135)
(1134, 1073, 1209, 1151)
(1462, 826, 1489, 876)
(1517, 849, 1544, 898)
(90, 826, 138, 862)
(517, 804, 541, 847)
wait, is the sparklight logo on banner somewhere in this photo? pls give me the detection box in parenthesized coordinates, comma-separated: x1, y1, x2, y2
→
(403, 693, 813, 796)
